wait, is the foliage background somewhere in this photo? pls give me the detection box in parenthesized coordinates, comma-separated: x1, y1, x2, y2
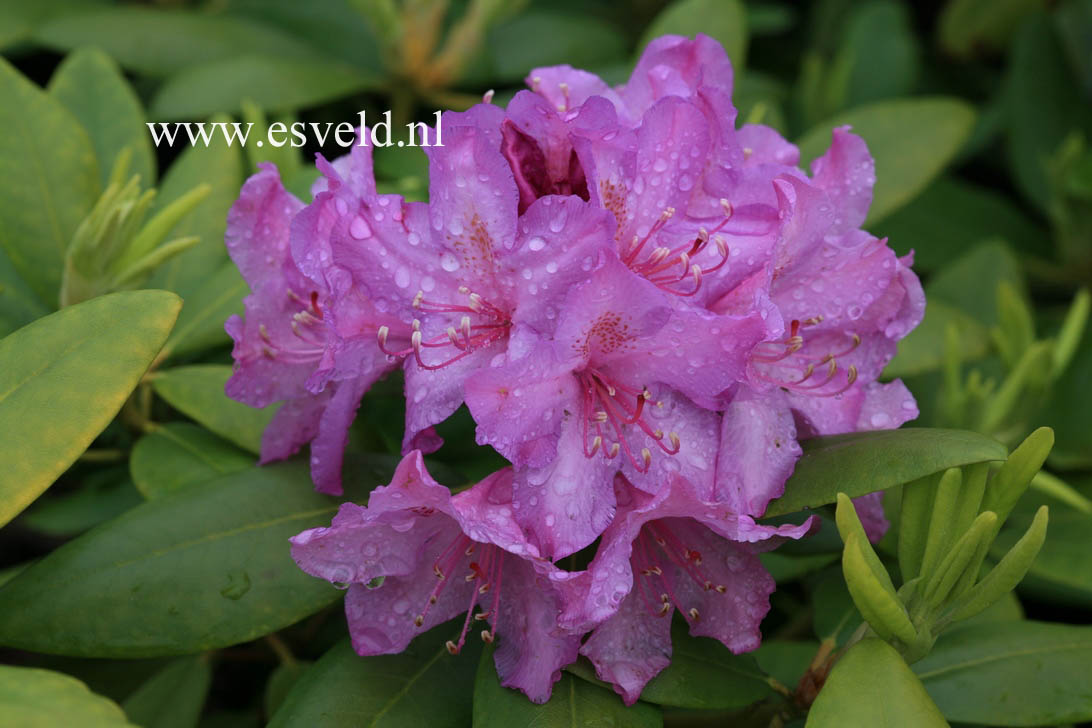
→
(1, 0, 1091, 726)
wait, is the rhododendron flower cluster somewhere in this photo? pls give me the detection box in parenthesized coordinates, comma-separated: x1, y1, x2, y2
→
(224, 34, 924, 704)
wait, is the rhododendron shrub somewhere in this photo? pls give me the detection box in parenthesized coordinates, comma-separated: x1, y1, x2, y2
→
(222, 33, 925, 704)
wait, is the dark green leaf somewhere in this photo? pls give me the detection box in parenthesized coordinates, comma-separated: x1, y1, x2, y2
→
(639, 0, 747, 69)
(764, 429, 1008, 518)
(925, 240, 1028, 329)
(883, 299, 992, 379)
(131, 423, 254, 499)
(48, 47, 156, 187)
(34, 7, 329, 77)
(993, 506, 1092, 606)
(0, 664, 133, 727)
(797, 98, 976, 225)
(0, 458, 395, 657)
(0, 247, 49, 336)
(122, 656, 211, 728)
(938, 0, 1047, 58)
(1039, 326, 1092, 469)
(270, 626, 480, 728)
(264, 661, 311, 720)
(21, 474, 143, 537)
(1005, 12, 1092, 212)
(807, 638, 947, 727)
(833, 1, 919, 110)
(0, 56, 99, 304)
(485, 11, 627, 84)
(753, 640, 819, 688)
(476, 645, 662, 727)
(811, 571, 863, 646)
(151, 365, 276, 455)
(915, 621, 1092, 725)
(151, 55, 380, 120)
(874, 177, 1047, 272)
(0, 290, 180, 527)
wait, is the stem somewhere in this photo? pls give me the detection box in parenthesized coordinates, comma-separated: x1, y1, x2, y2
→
(265, 633, 297, 667)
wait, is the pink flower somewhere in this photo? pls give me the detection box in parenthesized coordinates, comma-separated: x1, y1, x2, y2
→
(290, 452, 581, 703)
(555, 475, 813, 705)
(224, 163, 392, 495)
(464, 257, 772, 559)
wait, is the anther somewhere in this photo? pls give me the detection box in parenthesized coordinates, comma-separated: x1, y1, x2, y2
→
(608, 443, 620, 459)
(594, 410, 609, 423)
(474, 612, 489, 621)
(434, 565, 444, 579)
(714, 235, 728, 257)
(720, 199, 733, 218)
(481, 630, 494, 643)
(259, 324, 271, 344)
(377, 326, 389, 347)
(589, 436, 602, 456)
(482, 89, 495, 104)
(715, 585, 727, 594)
(446, 640, 460, 655)
(414, 615, 424, 627)
(669, 432, 681, 449)
(641, 448, 652, 470)
(412, 291, 424, 308)
(688, 607, 701, 621)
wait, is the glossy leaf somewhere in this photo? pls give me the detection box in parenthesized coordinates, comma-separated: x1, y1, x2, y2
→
(130, 423, 254, 499)
(270, 627, 480, 728)
(639, 0, 747, 69)
(0, 664, 134, 727)
(992, 507, 1092, 607)
(925, 240, 1027, 329)
(150, 365, 276, 455)
(21, 473, 143, 538)
(0, 248, 49, 336)
(48, 47, 156, 187)
(915, 621, 1092, 725)
(150, 55, 380, 120)
(938, 0, 1047, 58)
(884, 299, 991, 378)
(806, 639, 947, 727)
(1040, 325, 1092, 470)
(0, 458, 396, 657)
(122, 656, 211, 728)
(34, 7, 328, 77)
(475, 645, 662, 727)
(146, 116, 244, 299)
(832, 0, 919, 110)
(0, 290, 180, 527)
(0, 56, 100, 304)
(763, 429, 1008, 518)
(797, 97, 976, 224)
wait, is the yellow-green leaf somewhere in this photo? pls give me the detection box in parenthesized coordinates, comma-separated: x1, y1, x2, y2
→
(0, 664, 135, 727)
(0, 290, 181, 527)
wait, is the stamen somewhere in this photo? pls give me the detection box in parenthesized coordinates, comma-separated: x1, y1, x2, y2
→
(482, 89, 495, 104)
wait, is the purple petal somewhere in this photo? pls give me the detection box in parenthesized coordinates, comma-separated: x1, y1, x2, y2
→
(809, 126, 874, 234)
(714, 386, 801, 517)
(309, 376, 369, 495)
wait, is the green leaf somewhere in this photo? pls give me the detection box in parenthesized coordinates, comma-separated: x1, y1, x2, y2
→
(926, 240, 1027, 329)
(0, 457, 396, 657)
(639, 0, 747, 70)
(812, 570, 863, 646)
(992, 507, 1092, 607)
(34, 7, 330, 77)
(21, 473, 143, 537)
(1005, 12, 1092, 212)
(0, 664, 134, 727)
(484, 11, 628, 85)
(221, 0, 383, 71)
(753, 640, 819, 688)
(873, 176, 1047, 272)
(763, 429, 1008, 518)
(938, 0, 1047, 58)
(807, 639, 947, 727)
(0, 56, 100, 304)
(0, 247, 50, 336)
(569, 619, 774, 710)
(146, 115, 244, 300)
(151, 364, 275, 455)
(48, 47, 156, 188)
(150, 55, 380, 120)
(475, 644, 662, 727)
(0, 290, 180, 527)
(832, 0, 919, 110)
(131, 423, 254, 499)
(796, 98, 976, 225)
(1040, 325, 1092, 469)
(161, 261, 245, 359)
(270, 627, 480, 728)
(264, 661, 311, 719)
(884, 299, 992, 379)
(122, 656, 211, 728)
(915, 621, 1092, 725)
